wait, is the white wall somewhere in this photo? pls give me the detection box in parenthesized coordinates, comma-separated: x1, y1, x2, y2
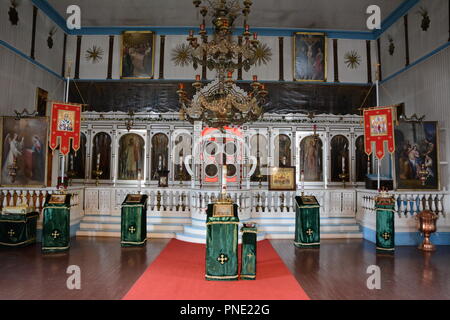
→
(409, 0, 449, 63)
(380, 16, 406, 79)
(0, 0, 33, 55)
(0, 0, 65, 116)
(338, 39, 368, 83)
(0, 46, 65, 116)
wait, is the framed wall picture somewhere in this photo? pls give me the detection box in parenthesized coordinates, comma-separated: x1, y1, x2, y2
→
(0, 117, 49, 187)
(35, 87, 48, 116)
(121, 31, 155, 79)
(293, 32, 327, 82)
(269, 167, 296, 191)
(394, 121, 440, 190)
(212, 203, 234, 217)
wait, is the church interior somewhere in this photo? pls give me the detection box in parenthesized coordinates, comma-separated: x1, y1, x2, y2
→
(0, 0, 449, 303)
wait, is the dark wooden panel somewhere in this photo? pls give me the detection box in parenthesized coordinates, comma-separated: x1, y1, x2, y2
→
(404, 14, 410, 67)
(366, 40, 372, 84)
(74, 36, 82, 79)
(107, 35, 114, 79)
(69, 80, 376, 115)
(30, 6, 38, 59)
(61, 33, 67, 77)
(333, 39, 339, 82)
(159, 35, 166, 79)
(279, 37, 284, 81)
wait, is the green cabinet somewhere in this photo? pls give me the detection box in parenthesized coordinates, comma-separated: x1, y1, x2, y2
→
(205, 203, 239, 281)
(121, 194, 148, 247)
(375, 195, 395, 252)
(0, 212, 38, 247)
(240, 223, 257, 280)
(42, 194, 71, 253)
(294, 196, 320, 248)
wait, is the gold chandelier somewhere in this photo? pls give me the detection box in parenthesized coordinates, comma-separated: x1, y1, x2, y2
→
(177, 0, 268, 128)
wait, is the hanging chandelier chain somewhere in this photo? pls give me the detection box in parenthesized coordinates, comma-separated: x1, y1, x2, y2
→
(178, 0, 266, 129)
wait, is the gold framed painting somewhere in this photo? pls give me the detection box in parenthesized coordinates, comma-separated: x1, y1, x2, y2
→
(394, 121, 440, 190)
(213, 203, 234, 217)
(121, 31, 155, 79)
(269, 166, 296, 191)
(0, 117, 49, 187)
(35, 87, 48, 116)
(293, 32, 327, 82)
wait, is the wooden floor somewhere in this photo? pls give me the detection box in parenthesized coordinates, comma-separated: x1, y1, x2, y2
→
(0, 237, 449, 300)
(0, 237, 170, 300)
(272, 239, 450, 300)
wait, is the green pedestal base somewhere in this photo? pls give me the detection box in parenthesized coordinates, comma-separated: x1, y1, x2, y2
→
(42, 194, 71, 253)
(294, 196, 320, 248)
(205, 203, 239, 281)
(0, 213, 38, 247)
(375, 199, 395, 253)
(240, 225, 257, 280)
(121, 194, 148, 247)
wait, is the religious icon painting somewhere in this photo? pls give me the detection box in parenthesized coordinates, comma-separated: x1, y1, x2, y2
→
(0, 117, 49, 187)
(118, 133, 145, 180)
(268, 167, 296, 191)
(121, 31, 155, 79)
(212, 203, 234, 217)
(293, 32, 327, 82)
(394, 121, 440, 190)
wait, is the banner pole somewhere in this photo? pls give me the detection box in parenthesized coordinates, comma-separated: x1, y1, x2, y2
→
(60, 73, 70, 187)
(376, 72, 380, 191)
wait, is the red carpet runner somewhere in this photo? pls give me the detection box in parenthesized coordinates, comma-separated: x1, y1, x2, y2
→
(123, 239, 309, 300)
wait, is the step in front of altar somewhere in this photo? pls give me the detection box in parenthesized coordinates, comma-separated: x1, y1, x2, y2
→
(76, 215, 363, 242)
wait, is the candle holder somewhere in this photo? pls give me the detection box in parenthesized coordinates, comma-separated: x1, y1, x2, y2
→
(418, 164, 429, 186)
(177, 164, 187, 185)
(92, 163, 103, 186)
(338, 172, 349, 188)
(67, 168, 76, 186)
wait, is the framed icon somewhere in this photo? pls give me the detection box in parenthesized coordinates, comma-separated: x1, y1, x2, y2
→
(269, 167, 296, 191)
(212, 203, 234, 217)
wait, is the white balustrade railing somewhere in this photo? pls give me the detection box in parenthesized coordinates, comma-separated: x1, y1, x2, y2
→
(0, 187, 84, 215)
(356, 189, 448, 221)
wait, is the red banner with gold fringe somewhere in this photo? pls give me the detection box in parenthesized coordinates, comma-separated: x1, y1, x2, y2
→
(49, 102, 82, 155)
(363, 106, 396, 160)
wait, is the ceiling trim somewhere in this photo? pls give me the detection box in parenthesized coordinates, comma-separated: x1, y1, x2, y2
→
(32, 0, 418, 40)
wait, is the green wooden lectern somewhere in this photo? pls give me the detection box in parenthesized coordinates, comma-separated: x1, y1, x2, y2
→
(205, 202, 239, 281)
(240, 223, 257, 280)
(0, 212, 38, 247)
(294, 195, 320, 248)
(375, 194, 395, 253)
(121, 194, 148, 247)
(42, 194, 71, 253)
